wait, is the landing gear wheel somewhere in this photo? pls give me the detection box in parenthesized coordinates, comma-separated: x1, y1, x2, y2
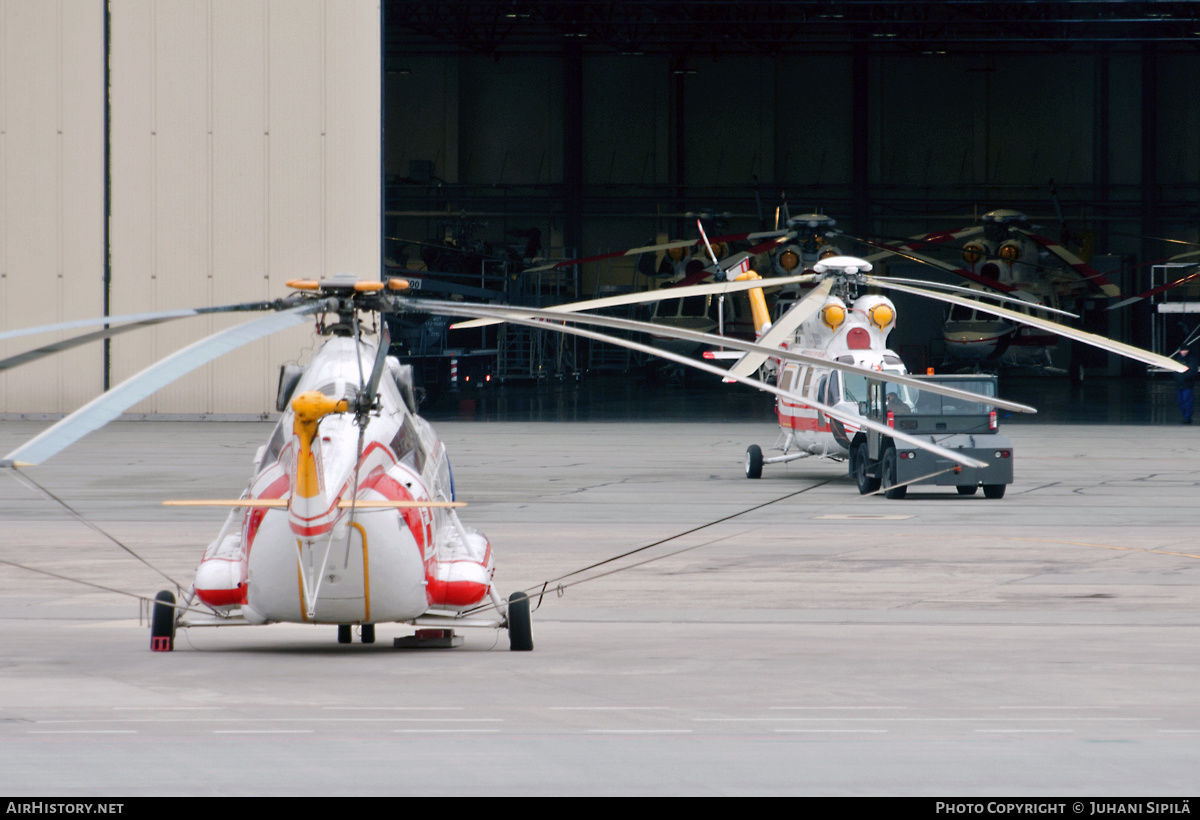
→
(983, 484, 1006, 499)
(337, 624, 352, 644)
(507, 591, 533, 651)
(882, 448, 907, 500)
(150, 590, 176, 652)
(361, 623, 375, 644)
(852, 444, 881, 495)
(956, 485, 978, 496)
(745, 444, 763, 479)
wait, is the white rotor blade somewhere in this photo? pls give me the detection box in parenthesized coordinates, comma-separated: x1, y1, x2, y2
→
(432, 304, 989, 469)
(0, 302, 276, 342)
(861, 226, 985, 261)
(0, 308, 202, 342)
(724, 277, 834, 381)
(863, 276, 1187, 373)
(450, 272, 815, 330)
(420, 300, 1037, 415)
(868, 276, 1078, 319)
(2, 304, 320, 467)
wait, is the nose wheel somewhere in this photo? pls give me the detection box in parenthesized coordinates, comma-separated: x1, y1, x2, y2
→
(745, 444, 763, 479)
(150, 590, 176, 652)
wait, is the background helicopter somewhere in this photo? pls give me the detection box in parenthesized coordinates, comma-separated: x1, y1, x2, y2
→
(714, 250, 1181, 491)
(857, 208, 1123, 375)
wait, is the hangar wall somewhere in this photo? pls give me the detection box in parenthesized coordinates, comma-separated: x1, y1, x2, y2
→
(110, 0, 380, 414)
(1, 0, 380, 416)
(0, 0, 105, 414)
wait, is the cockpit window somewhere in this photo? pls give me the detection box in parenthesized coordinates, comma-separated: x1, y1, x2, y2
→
(390, 414, 427, 474)
(843, 372, 867, 404)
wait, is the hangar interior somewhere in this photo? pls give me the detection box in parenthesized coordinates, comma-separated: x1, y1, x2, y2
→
(383, 1, 1200, 389)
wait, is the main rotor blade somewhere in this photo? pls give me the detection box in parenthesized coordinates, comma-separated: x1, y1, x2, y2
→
(724, 278, 834, 381)
(862, 276, 1187, 373)
(867, 276, 1078, 319)
(364, 323, 392, 403)
(1, 304, 321, 467)
(1013, 228, 1121, 297)
(0, 317, 177, 373)
(420, 300, 1038, 415)
(450, 272, 816, 330)
(1105, 255, 1200, 310)
(430, 304, 989, 469)
(0, 301, 277, 343)
(857, 236, 1024, 296)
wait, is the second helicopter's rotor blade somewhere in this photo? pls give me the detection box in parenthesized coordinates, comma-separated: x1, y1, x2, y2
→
(449, 272, 816, 330)
(862, 276, 1187, 373)
(856, 236, 1025, 297)
(867, 276, 1078, 319)
(420, 300, 1038, 415)
(724, 278, 835, 381)
(1, 303, 323, 467)
(429, 304, 990, 469)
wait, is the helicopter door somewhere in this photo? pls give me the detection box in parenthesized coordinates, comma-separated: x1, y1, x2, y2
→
(815, 373, 828, 426)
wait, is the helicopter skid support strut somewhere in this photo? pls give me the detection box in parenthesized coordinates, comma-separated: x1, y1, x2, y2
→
(764, 451, 813, 466)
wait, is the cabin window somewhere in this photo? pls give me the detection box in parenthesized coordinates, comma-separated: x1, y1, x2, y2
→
(779, 367, 796, 393)
(800, 367, 813, 396)
(681, 295, 707, 317)
(656, 298, 681, 318)
(815, 375, 827, 405)
(827, 371, 841, 404)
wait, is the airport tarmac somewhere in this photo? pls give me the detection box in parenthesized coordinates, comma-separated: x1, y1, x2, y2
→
(0, 376, 1198, 796)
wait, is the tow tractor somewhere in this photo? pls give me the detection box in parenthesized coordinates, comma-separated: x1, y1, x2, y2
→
(851, 373, 1014, 499)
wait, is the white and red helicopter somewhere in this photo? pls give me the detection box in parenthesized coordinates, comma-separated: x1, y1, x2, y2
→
(0, 275, 536, 652)
(455, 214, 1187, 492)
(706, 249, 1183, 486)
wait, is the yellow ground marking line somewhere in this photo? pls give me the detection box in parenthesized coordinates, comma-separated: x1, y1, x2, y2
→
(1013, 537, 1200, 561)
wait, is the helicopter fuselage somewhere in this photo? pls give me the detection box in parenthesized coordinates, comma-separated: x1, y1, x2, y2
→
(191, 334, 494, 627)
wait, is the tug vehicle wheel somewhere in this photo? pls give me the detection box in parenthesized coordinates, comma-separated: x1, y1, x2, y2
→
(745, 445, 763, 479)
(956, 485, 978, 496)
(852, 444, 881, 495)
(150, 590, 176, 652)
(983, 484, 1007, 499)
(882, 447, 907, 500)
(508, 591, 533, 652)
